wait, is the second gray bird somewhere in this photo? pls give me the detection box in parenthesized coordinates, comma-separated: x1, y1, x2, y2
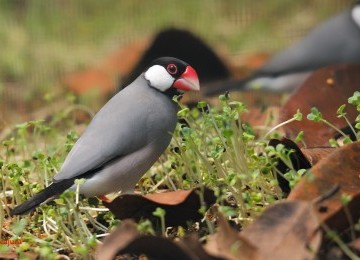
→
(206, 2, 360, 95)
(11, 57, 200, 216)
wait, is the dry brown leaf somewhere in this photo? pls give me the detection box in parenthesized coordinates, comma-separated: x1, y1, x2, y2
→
(96, 220, 140, 260)
(241, 201, 322, 260)
(97, 220, 222, 260)
(300, 147, 336, 166)
(103, 187, 216, 227)
(177, 234, 226, 260)
(280, 64, 360, 147)
(288, 141, 360, 232)
(269, 138, 335, 194)
(205, 211, 260, 260)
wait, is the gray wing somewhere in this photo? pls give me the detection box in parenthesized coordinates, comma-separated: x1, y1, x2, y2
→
(259, 7, 360, 76)
(54, 78, 150, 181)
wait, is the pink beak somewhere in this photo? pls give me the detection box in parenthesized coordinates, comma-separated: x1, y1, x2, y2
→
(173, 66, 200, 92)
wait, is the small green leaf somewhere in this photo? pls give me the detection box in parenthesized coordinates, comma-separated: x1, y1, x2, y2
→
(177, 107, 190, 118)
(219, 206, 237, 217)
(243, 132, 254, 141)
(73, 245, 88, 256)
(295, 131, 304, 143)
(223, 106, 231, 113)
(222, 128, 234, 138)
(328, 138, 338, 147)
(297, 169, 307, 176)
(229, 101, 246, 112)
(348, 91, 360, 106)
(197, 101, 207, 109)
(74, 178, 86, 185)
(343, 137, 352, 144)
(293, 109, 303, 121)
(336, 104, 346, 117)
(153, 207, 166, 218)
(219, 92, 230, 101)
(181, 126, 192, 137)
(18, 242, 30, 252)
(87, 235, 97, 247)
(307, 107, 322, 122)
(340, 193, 352, 206)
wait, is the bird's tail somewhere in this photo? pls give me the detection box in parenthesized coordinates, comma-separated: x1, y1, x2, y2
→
(10, 179, 74, 216)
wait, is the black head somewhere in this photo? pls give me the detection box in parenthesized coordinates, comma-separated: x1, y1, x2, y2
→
(144, 57, 200, 97)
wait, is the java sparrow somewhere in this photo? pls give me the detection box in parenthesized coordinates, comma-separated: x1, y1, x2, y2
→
(11, 57, 200, 216)
(206, 2, 360, 95)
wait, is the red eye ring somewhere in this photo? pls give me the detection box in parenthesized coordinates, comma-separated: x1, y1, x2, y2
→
(166, 64, 178, 75)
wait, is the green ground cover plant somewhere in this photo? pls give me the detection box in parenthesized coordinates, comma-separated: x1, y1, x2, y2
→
(1, 93, 284, 258)
(2, 91, 360, 258)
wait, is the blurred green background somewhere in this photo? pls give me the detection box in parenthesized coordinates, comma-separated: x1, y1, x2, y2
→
(0, 0, 353, 124)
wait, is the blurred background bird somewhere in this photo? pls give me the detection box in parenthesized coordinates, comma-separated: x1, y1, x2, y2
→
(205, 1, 360, 96)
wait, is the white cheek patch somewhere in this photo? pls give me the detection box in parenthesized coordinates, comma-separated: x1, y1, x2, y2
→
(144, 65, 175, 92)
(352, 5, 360, 28)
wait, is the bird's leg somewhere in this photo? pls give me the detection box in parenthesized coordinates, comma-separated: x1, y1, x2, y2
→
(97, 195, 110, 203)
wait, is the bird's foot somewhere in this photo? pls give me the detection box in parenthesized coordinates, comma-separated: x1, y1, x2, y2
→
(97, 195, 110, 203)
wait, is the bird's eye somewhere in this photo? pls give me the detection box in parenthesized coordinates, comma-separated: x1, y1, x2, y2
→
(166, 64, 178, 75)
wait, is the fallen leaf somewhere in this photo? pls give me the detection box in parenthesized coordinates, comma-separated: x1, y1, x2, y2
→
(97, 219, 223, 260)
(96, 220, 140, 260)
(280, 64, 360, 147)
(269, 138, 335, 194)
(103, 187, 216, 227)
(300, 147, 336, 166)
(178, 234, 226, 260)
(116, 236, 220, 260)
(288, 141, 360, 232)
(241, 201, 322, 260)
(205, 210, 260, 260)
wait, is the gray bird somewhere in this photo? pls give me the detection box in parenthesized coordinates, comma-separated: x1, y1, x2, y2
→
(206, 2, 360, 95)
(11, 57, 200, 216)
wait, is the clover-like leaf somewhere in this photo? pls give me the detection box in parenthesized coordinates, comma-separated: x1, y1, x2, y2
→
(306, 107, 322, 122)
(348, 91, 360, 106)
